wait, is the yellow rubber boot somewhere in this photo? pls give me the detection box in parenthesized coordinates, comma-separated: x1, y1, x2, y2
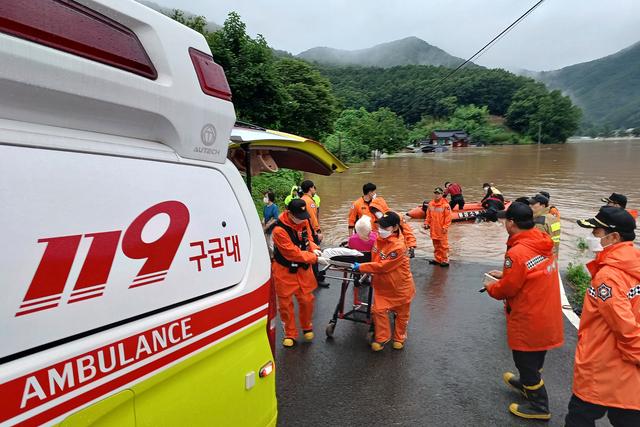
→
(509, 381, 551, 420)
(392, 341, 404, 350)
(303, 330, 314, 342)
(502, 372, 525, 396)
(282, 338, 295, 348)
(371, 342, 385, 352)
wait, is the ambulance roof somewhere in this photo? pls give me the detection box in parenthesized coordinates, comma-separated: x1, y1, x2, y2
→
(0, 0, 236, 164)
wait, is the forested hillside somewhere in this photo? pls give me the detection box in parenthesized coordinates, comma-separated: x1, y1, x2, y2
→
(297, 37, 470, 69)
(537, 41, 640, 131)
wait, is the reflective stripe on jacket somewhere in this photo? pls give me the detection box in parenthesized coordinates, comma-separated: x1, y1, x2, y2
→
(534, 208, 561, 255)
(573, 242, 640, 410)
(486, 227, 564, 351)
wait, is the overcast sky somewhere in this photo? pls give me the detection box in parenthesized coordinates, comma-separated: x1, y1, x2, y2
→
(150, 0, 639, 71)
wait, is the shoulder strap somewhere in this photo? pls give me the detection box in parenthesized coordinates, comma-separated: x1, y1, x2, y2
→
(272, 220, 310, 270)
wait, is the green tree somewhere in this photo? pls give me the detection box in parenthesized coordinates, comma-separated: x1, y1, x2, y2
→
(207, 12, 286, 127)
(275, 59, 338, 139)
(506, 84, 580, 143)
(169, 9, 207, 33)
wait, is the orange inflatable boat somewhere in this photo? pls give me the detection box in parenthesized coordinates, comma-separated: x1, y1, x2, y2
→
(406, 201, 512, 222)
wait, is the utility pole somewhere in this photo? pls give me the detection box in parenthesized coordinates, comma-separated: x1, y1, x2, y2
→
(537, 122, 542, 145)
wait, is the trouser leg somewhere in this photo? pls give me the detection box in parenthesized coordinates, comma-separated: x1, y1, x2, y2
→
(565, 394, 607, 427)
(441, 235, 449, 262)
(449, 199, 456, 209)
(392, 302, 411, 343)
(512, 350, 546, 386)
(296, 290, 315, 331)
(277, 294, 298, 339)
(371, 305, 391, 343)
(433, 239, 444, 263)
(608, 406, 640, 427)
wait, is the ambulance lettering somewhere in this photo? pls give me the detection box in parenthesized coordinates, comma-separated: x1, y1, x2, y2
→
(20, 317, 193, 409)
(16, 201, 190, 316)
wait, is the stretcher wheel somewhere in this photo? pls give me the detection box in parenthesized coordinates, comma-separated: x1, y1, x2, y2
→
(325, 322, 336, 338)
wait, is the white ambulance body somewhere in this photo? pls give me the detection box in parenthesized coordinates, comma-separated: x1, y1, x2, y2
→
(0, 1, 277, 425)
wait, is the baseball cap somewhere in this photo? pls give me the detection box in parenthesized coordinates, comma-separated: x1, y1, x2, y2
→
(539, 191, 551, 200)
(434, 187, 444, 194)
(377, 211, 401, 228)
(527, 194, 549, 206)
(601, 193, 627, 208)
(287, 198, 310, 220)
(577, 206, 636, 233)
(496, 202, 534, 225)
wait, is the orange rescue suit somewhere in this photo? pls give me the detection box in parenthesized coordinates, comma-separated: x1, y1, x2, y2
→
(301, 194, 320, 233)
(369, 198, 417, 249)
(271, 212, 319, 339)
(487, 227, 564, 351)
(572, 241, 640, 410)
(424, 198, 452, 263)
(349, 196, 377, 229)
(359, 233, 416, 343)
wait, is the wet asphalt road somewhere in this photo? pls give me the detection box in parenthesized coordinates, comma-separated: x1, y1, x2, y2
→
(275, 259, 598, 427)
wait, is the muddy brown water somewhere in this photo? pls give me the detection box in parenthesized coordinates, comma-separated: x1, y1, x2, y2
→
(308, 139, 640, 268)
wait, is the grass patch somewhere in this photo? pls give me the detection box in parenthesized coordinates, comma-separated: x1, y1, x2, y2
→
(576, 237, 588, 251)
(566, 262, 591, 308)
(250, 169, 303, 219)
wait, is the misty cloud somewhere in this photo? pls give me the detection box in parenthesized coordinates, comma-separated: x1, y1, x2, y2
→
(147, 0, 639, 71)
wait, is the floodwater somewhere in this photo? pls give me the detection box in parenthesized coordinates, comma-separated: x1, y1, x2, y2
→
(310, 139, 640, 267)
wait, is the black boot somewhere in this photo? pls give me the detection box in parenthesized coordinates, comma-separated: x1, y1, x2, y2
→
(502, 372, 525, 397)
(509, 381, 551, 420)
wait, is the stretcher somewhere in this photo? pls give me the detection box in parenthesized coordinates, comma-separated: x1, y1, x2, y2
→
(320, 253, 374, 340)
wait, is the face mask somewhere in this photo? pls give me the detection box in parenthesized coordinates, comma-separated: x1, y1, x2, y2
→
(483, 187, 489, 192)
(372, 193, 377, 200)
(378, 229, 392, 239)
(263, 197, 269, 204)
(586, 235, 604, 253)
(374, 211, 383, 219)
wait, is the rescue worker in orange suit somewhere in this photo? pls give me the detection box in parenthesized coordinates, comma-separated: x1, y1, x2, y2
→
(602, 192, 639, 220)
(300, 179, 328, 286)
(484, 202, 564, 421)
(352, 211, 415, 351)
(370, 197, 417, 258)
(566, 207, 640, 426)
(272, 199, 329, 347)
(423, 187, 452, 267)
(539, 191, 560, 219)
(348, 182, 379, 234)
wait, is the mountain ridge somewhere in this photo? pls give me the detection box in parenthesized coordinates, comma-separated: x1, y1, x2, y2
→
(536, 41, 640, 129)
(297, 36, 472, 68)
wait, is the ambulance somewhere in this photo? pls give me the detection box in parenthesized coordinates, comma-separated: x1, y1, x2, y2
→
(0, 1, 343, 425)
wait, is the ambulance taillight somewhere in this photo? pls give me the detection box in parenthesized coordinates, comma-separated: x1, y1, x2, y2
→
(0, 0, 157, 79)
(266, 277, 277, 356)
(189, 48, 232, 101)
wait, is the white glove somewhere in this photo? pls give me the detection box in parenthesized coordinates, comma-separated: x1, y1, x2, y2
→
(317, 256, 330, 266)
(313, 249, 323, 257)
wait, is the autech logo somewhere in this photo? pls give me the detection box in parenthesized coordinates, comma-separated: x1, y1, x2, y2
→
(200, 123, 217, 146)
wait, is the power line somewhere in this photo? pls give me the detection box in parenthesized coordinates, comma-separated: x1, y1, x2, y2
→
(433, 0, 546, 88)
